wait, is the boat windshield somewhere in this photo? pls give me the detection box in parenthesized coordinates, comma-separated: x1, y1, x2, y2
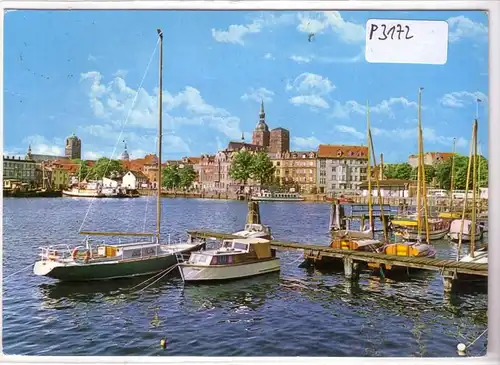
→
(233, 242, 248, 251)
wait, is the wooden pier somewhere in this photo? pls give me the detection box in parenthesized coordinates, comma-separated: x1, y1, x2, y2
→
(187, 230, 487, 294)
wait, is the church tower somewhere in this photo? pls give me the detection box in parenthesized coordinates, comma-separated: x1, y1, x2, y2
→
(252, 100, 270, 148)
(65, 133, 82, 159)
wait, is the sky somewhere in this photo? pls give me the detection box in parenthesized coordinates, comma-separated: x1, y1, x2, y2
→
(3, 10, 489, 163)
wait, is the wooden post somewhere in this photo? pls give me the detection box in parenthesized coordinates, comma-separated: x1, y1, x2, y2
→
(442, 270, 457, 294)
(344, 257, 353, 279)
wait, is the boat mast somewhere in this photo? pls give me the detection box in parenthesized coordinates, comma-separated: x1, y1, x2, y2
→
(470, 119, 478, 258)
(418, 88, 430, 244)
(449, 137, 456, 211)
(416, 88, 423, 242)
(366, 101, 373, 234)
(457, 122, 475, 261)
(156, 28, 164, 243)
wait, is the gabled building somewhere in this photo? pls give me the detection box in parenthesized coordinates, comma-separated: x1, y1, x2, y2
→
(316, 144, 369, 195)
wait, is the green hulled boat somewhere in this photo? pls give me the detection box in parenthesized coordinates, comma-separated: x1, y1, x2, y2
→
(33, 29, 204, 282)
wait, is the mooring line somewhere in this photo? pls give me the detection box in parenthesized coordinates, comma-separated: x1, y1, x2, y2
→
(136, 265, 179, 294)
(4, 263, 33, 281)
(467, 328, 488, 349)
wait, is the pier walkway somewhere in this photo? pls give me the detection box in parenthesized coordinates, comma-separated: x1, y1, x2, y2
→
(187, 230, 488, 293)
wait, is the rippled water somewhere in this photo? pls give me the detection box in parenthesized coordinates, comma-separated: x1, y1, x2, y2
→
(2, 197, 488, 356)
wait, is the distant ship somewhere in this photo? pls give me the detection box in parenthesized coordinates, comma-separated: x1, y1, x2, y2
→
(250, 190, 304, 202)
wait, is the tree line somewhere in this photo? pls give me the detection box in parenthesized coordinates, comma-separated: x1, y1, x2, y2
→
(73, 158, 198, 190)
(383, 155, 488, 190)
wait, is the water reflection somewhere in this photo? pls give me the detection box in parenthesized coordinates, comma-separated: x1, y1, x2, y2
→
(180, 273, 281, 311)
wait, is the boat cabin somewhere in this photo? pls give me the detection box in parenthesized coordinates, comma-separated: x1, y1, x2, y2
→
(186, 238, 275, 266)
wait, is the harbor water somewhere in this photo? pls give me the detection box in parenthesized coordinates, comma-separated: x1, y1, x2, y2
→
(2, 197, 488, 356)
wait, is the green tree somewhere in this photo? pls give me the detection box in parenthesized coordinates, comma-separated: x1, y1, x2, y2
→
(394, 163, 413, 180)
(229, 150, 254, 185)
(72, 159, 90, 179)
(412, 164, 435, 185)
(249, 152, 275, 186)
(162, 165, 180, 189)
(178, 164, 197, 190)
(88, 158, 124, 180)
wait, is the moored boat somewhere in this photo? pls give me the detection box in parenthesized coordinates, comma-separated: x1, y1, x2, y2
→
(33, 236, 204, 281)
(33, 29, 203, 282)
(251, 190, 304, 202)
(177, 237, 280, 282)
(448, 219, 484, 242)
(459, 245, 488, 264)
(62, 187, 105, 198)
(232, 223, 273, 240)
(392, 216, 450, 241)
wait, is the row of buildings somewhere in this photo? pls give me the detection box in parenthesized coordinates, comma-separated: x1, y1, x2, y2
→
(3, 103, 454, 195)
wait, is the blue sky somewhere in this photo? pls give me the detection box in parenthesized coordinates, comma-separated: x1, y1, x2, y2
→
(3, 10, 489, 163)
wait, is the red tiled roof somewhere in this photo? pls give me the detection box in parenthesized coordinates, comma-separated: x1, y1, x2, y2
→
(317, 144, 368, 159)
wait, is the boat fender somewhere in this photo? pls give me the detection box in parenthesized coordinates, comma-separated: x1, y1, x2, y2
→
(72, 248, 79, 260)
(457, 343, 466, 356)
(160, 337, 167, 349)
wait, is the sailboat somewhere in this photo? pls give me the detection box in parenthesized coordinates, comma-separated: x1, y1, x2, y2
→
(375, 88, 437, 264)
(330, 102, 384, 252)
(390, 91, 450, 241)
(457, 119, 487, 264)
(33, 29, 205, 281)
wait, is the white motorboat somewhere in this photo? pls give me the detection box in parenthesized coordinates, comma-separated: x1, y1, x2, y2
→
(448, 219, 484, 242)
(177, 237, 280, 282)
(232, 223, 273, 240)
(459, 246, 488, 264)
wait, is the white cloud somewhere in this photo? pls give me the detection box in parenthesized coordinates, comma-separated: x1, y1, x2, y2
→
(22, 135, 64, 156)
(211, 12, 295, 45)
(440, 91, 488, 108)
(241, 87, 275, 103)
(287, 72, 335, 95)
(88, 54, 99, 62)
(84, 151, 102, 160)
(373, 127, 468, 149)
(289, 55, 312, 64)
(448, 16, 488, 43)
(211, 20, 262, 45)
(334, 125, 364, 140)
(264, 53, 275, 60)
(286, 72, 335, 110)
(80, 71, 242, 140)
(113, 69, 128, 78)
(289, 95, 329, 109)
(291, 136, 323, 149)
(331, 97, 418, 119)
(297, 11, 365, 44)
(79, 71, 244, 158)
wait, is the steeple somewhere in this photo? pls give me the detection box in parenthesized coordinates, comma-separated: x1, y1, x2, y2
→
(120, 139, 130, 161)
(25, 144, 32, 160)
(259, 99, 265, 122)
(241, 132, 245, 141)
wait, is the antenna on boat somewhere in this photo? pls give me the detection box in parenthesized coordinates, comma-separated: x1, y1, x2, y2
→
(156, 28, 164, 244)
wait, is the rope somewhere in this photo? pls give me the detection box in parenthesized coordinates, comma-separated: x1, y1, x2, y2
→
(133, 264, 179, 295)
(467, 328, 487, 349)
(78, 37, 161, 233)
(128, 265, 172, 291)
(4, 263, 33, 281)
